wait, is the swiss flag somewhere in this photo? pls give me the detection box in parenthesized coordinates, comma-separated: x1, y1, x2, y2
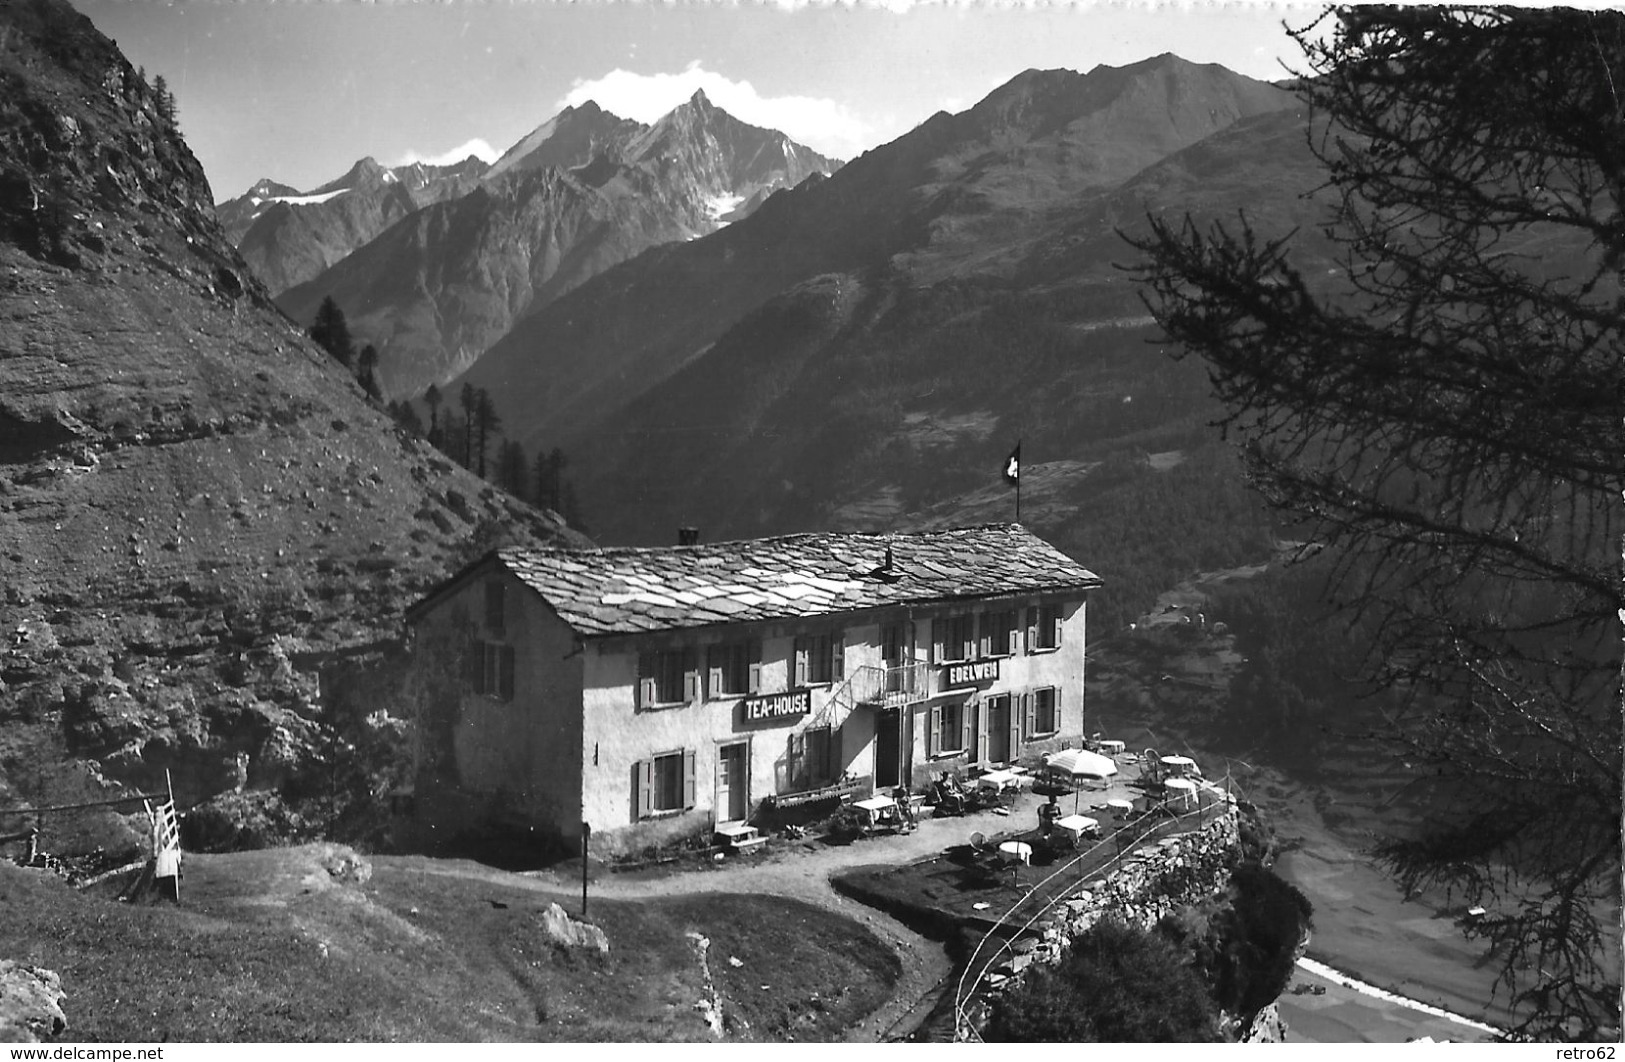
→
(1003, 443, 1021, 485)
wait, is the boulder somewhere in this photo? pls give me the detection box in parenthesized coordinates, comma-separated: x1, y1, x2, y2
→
(0, 961, 66, 1043)
(537, 902, 609, 956)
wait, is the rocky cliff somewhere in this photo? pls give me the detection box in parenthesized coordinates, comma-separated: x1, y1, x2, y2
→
(0, 0, 583, 852)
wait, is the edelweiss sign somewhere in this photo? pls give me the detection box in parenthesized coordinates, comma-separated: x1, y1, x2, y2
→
(742, 688, 811, 722)
(943, 659, 1000, 687)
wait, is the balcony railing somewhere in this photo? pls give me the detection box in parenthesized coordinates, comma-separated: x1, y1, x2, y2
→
(849, 662, 928, 707)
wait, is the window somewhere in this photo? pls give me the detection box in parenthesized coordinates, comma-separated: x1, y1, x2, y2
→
(981, 609, 1019, 658)
(468, 640, 514, 702)
(1028, 603, 1064, 652)
(707, 640, 761, 698)
(484, 580, 505, 633)
(786, 725, 837, 790)
(930, 701, 966, 757)
(1028, 687, 1059, 737)
(636, 749, 696, 818)
(933, 614, 977, 663)
(794, 632, 843, 686)
(638, 648, 698, 708)
(881, 624, 908, 666)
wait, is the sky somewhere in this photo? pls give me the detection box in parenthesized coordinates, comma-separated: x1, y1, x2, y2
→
(69, 0, 1326, 204)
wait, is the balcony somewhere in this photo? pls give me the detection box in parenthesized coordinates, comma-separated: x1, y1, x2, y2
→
(850, 662, 928, 708)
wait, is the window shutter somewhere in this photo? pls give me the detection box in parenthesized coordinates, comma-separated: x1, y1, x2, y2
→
(1007, 614, 1021, 656)
(931, 618, 945, 664)
(636, 653, 654, 708)
(1025, 607, 1038, 654)
(1051, 605, 1064, 648)
(683, 749, 697, 809)
(1023, 693, 1036, 740)
(1008, 695, 1022, 755)
(969, 701, 983, 763)
(793, 640, 808, 687)
(977, 614, 991, 659)
(499, 646, 515, 702)
(1053, 686, 1063, 732)
(748, 640, 762, 694)
(707, 645, 723, 699)
(684, 649, 700, 703)
(831, 632, 844, 681)
(928, 705, 942, 758)
(467, 640, 482, 693)
(636, 760, 653, 820)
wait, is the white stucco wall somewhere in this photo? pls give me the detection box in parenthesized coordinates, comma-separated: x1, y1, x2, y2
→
(578, 593, 1092, 852)
(410, 562, 584, 845)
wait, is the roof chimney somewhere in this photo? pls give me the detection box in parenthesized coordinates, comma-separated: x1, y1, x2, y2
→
(677, 527, 700, 547)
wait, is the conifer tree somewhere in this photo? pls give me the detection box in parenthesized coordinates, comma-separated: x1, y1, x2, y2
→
(357, 344, 382, 402)
(423, 384, 443, 446)
(1131, 7, 1623, 1039)
(309, 296, 355, 370)
(458, 383, 476, 470)
(473, 389, 501, 480)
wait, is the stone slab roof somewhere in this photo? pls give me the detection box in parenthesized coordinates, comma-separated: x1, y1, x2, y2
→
(485, 524, 1101, 637)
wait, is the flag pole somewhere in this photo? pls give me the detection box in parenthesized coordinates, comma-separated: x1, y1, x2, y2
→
(1007, 438, 1020, 526)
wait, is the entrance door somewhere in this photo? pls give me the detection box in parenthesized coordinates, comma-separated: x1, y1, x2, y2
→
(986, 695, 1010, 764)
(874, 708, 901, 788)
(716, 742, 749, 823)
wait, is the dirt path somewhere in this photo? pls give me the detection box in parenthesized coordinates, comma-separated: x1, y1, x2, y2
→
(394, 801, 1041, 1041)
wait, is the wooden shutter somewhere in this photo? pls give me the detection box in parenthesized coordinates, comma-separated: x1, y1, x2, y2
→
(683, 749, 697, 809)
(637, 653, 656, 708)
(1052, 606, 1064, 648)
(466, 640, 483, 693)
(1007, 613, 1021, 656)
(931, 618, 945, 664)
(636, 760, 653, 820)
(1025, 607, 1038, 654)
(965, 701, 979, 761)
(499, 646, 515, 702)
(683, 649, 700, 703)
(1052, 686, 1063, 733)
(928, 704, 942, 758)
(831, 632, 844, 681)
(1008, 695, 1022, 756)
(793, 638, 809, 687)
(977, 614, 991, 659)
(788, 730, 804, 788)
(707, 645, 724, 699)
(748, 640, 762, 694)
(1022, 692, 1036, 741)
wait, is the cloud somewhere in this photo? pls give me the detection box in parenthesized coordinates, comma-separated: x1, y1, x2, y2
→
(558, 62, 873, 161)
(391, 138, 501, 168)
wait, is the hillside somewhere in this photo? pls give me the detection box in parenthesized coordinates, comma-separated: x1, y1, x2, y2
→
(0, 0, 582, 851)
(274, 91, 841, 399)
(439, 59, 1305, 629)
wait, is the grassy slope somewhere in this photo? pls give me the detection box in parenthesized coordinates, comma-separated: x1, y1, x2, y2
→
(2, 849, 899, 1042)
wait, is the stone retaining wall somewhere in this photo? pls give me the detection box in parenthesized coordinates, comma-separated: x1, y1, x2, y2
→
(961, 795, 1244, 1038)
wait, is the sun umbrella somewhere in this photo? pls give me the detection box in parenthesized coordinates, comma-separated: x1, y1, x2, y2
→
(1043, 748, 1118, 811)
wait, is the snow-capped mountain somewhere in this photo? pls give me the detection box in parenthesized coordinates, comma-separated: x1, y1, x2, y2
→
(217, 155, 489, 293)
(274, 91, 841, 398)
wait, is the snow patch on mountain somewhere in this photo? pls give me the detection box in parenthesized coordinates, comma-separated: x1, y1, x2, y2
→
(264, 188, 351, 207)
(705, 192, 745, 220)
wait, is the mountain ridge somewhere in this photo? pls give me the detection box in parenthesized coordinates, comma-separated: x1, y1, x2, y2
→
(272, 90, 840, 398)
